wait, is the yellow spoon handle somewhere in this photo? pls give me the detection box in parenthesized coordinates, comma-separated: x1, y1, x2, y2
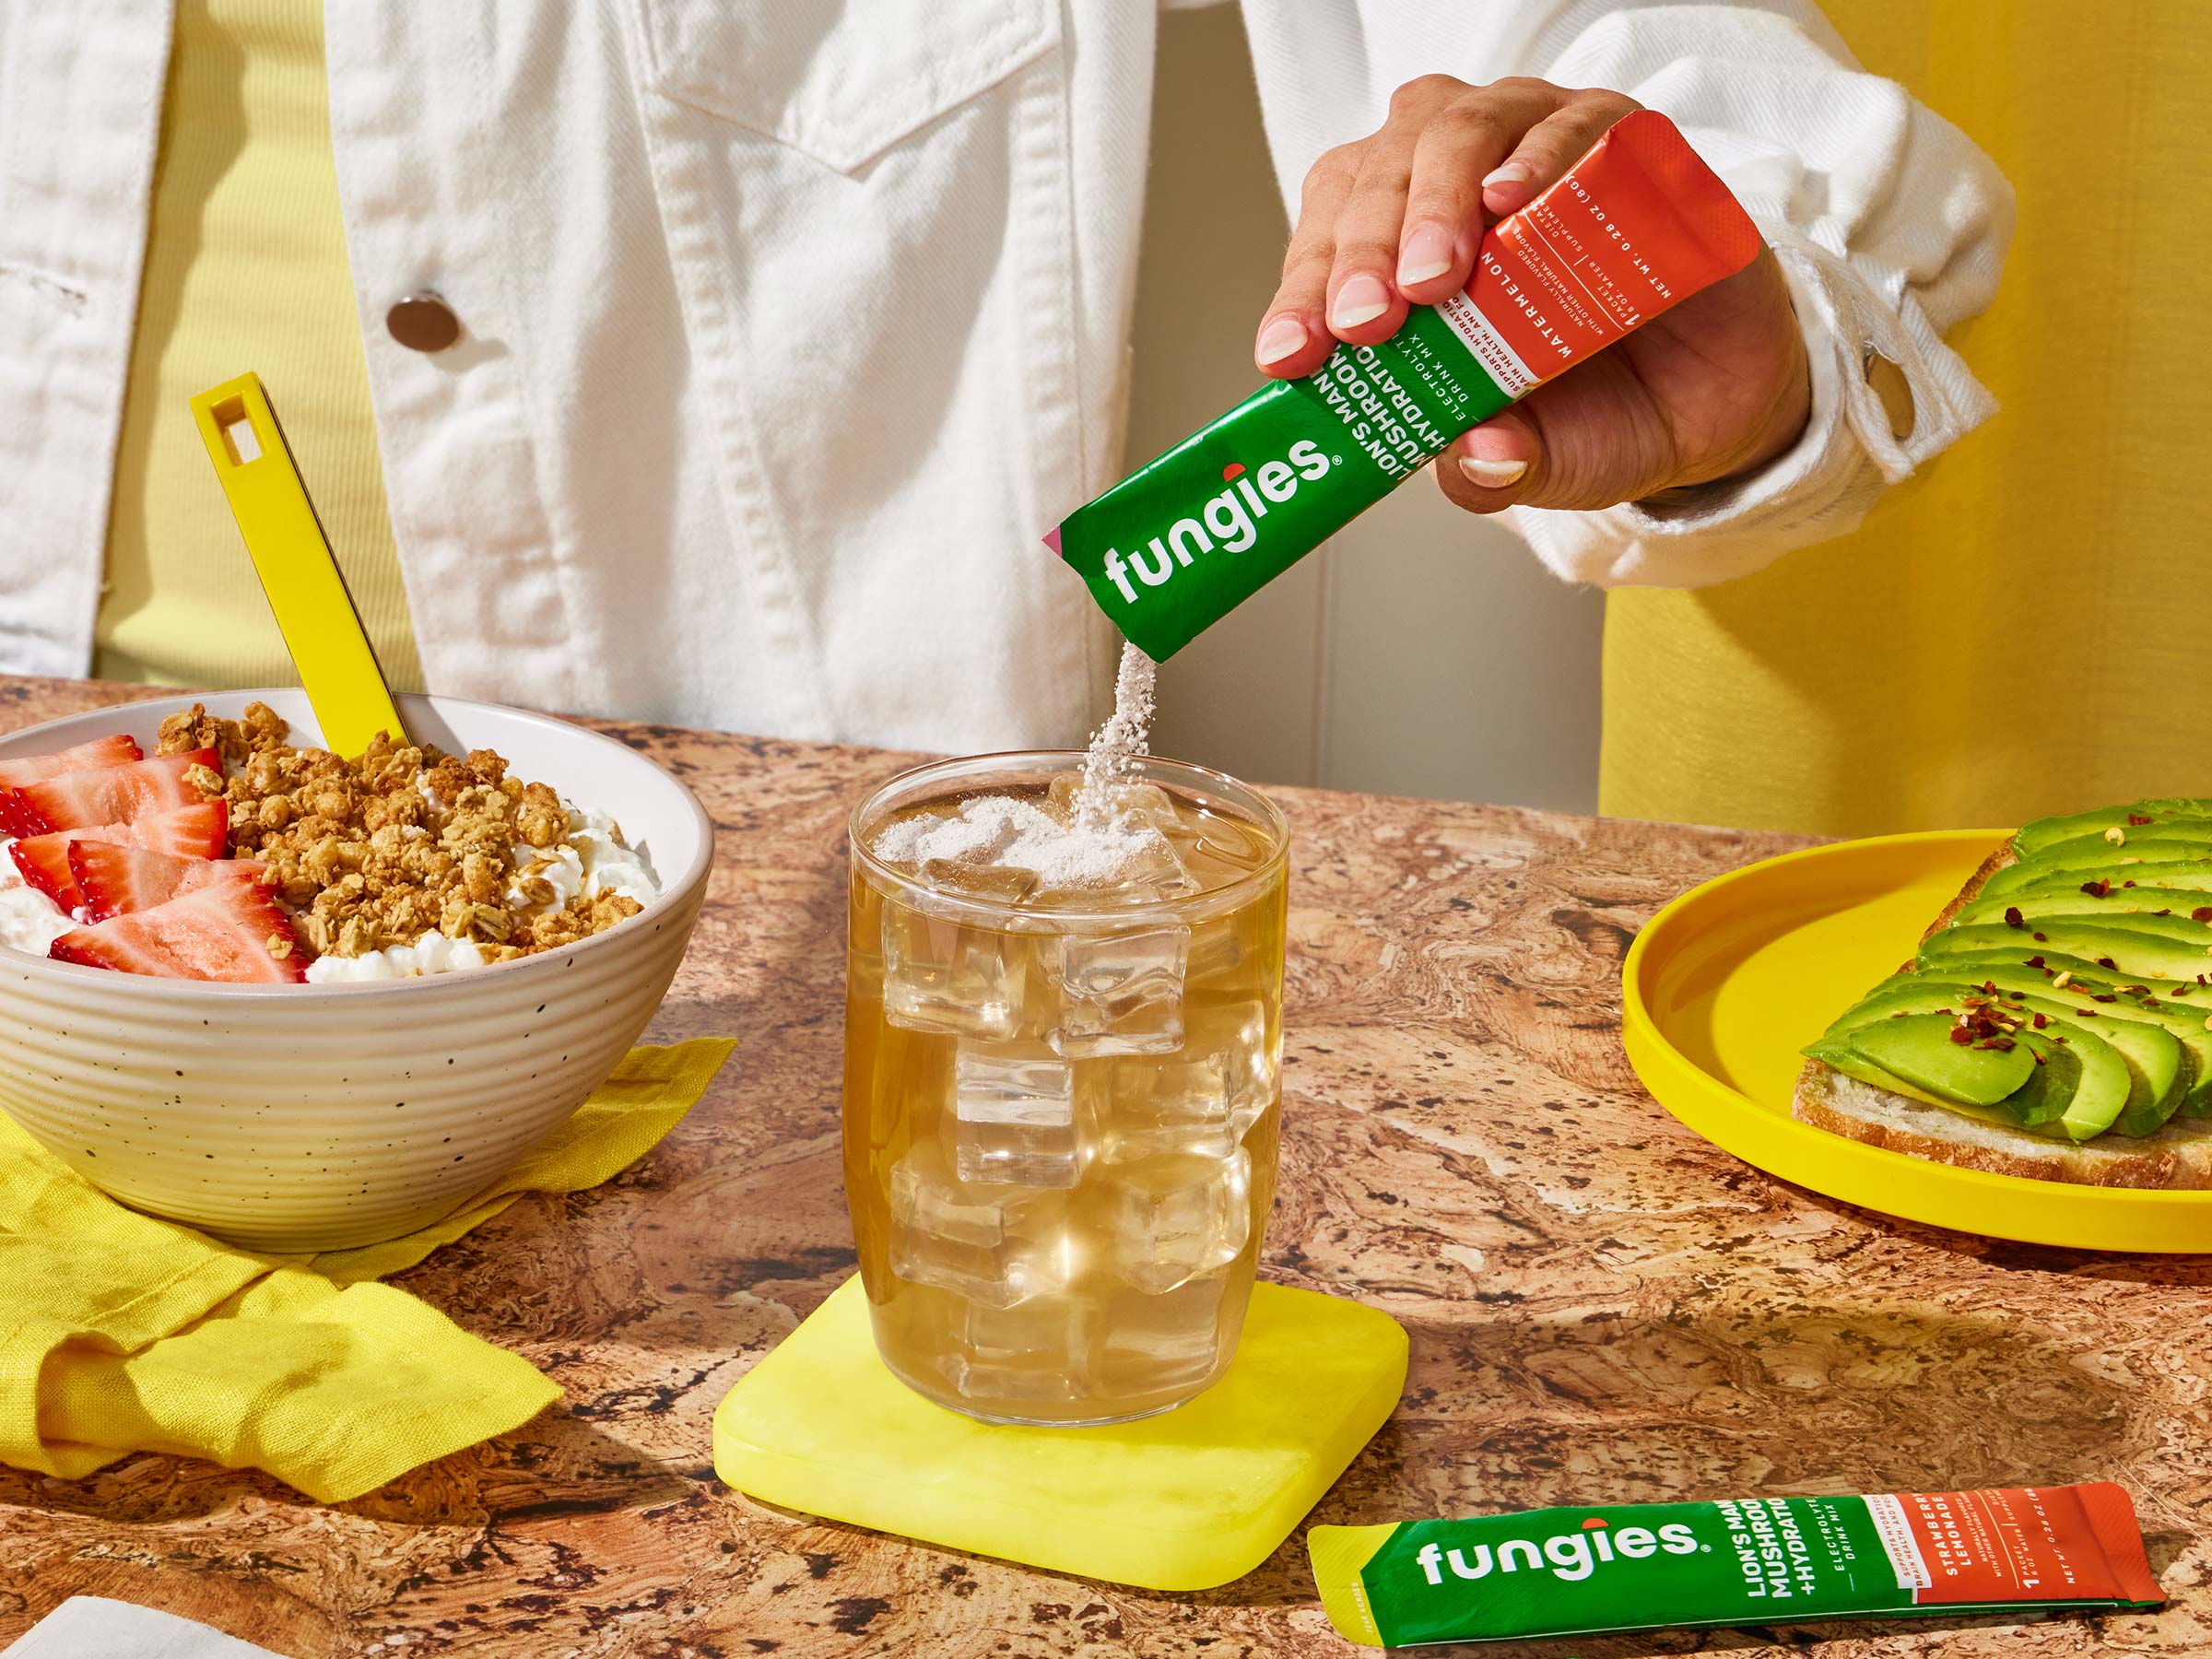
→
(189, 371, 407, 757)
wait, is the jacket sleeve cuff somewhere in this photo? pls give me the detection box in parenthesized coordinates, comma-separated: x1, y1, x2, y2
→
(1508, 227, 1999, 589)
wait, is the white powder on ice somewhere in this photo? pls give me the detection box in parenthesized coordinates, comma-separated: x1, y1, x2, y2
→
(872, 641, 1169, 889)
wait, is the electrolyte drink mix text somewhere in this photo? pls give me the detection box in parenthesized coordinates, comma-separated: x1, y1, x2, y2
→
(1050, 111, 1763, 659)
(1310, 1483, 2163, 1647)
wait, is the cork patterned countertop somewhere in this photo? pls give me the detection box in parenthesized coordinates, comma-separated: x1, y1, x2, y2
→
(0, 674, 2206, 1658)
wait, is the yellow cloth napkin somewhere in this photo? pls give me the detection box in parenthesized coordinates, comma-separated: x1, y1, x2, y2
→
(0, 1038, 733, 1503)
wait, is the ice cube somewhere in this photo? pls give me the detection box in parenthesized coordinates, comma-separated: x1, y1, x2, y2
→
(1097, 1053, 1235, 1162)
(1184, 998, 1277, 1135)
(1047, 774, 1179, 828)
(881, 901, 1019, 1039)
(1102, 1147, 1251, 1294)
(953, 1043, 1081, 1187)
(919, 860, 1039, 905)
(888, 1151, 1071, 1309)
(947, 1295, 1099, 1405)
(1052, 925, 1189, 1056)
(1098, 834, 1199, 903)
(1183, 916, 1243, 982)
(1096, 1273, 1232, 1394)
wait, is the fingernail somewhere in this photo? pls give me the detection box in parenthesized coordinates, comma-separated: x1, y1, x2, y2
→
(1255, 315, 1308, 365)
(1482, 159, 1535, 191)
(1459, 454, 1528, 489)
(1329, 275, 1391, 331)
(1396, 224, 1454, 287)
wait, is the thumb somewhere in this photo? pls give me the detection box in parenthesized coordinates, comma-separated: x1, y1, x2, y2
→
(1434, 409, 1545, 516)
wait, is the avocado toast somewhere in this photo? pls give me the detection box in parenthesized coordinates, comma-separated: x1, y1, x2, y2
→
(1794, 798, 2212, 1188)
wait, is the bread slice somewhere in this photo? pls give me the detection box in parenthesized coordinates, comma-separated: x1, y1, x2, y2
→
(1794, 1059, 2212, 1189)
(1791, 834, 2212, 1187)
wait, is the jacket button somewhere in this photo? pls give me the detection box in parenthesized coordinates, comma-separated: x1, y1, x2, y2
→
(386, 295, 461, 353)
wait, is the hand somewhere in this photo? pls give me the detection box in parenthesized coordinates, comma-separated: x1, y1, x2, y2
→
(1253, 76, 1810, 514)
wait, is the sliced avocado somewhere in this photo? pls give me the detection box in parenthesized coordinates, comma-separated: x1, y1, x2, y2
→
(1865, 957, 2212, 1119)
(1823, 982, 2175, 1135)
(2000, 1033, 2087, 1130)
(2017, 831, 2212, 872)
(1806, 1013, 2037, 1112)
(2015, 801, 2212, 857)
(1980, 855, 2212, 901)
(1802, 1037, 1973, 1110)
(1923, 922, 2212, 982)
(1950, 888, 2212, 938)
(1988, 865, 2212, 900)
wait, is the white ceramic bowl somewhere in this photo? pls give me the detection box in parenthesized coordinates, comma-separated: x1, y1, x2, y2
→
(0, 689, 712, 1252)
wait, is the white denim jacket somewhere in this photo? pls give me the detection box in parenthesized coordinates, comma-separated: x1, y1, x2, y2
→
(0, 0, 2009, 749)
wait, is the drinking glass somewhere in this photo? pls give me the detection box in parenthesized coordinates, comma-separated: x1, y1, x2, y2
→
(844, 752, 1288, 1425)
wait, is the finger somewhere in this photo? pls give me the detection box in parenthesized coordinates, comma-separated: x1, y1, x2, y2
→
(1255, 144, 1359, 377)
(1395, 83, 1561, 303)
(1432, 409, 1544, 516)
(1321, 77, 1464, 346)
(1480, 90, 1641, 216)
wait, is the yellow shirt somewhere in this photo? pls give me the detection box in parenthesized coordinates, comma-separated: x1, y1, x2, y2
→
(1603, 0, 2211, 837)
(97, 0, 421, 693)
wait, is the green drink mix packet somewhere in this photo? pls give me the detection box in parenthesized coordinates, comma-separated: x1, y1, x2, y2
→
(1309, 1483, 2163, 1647)
(1047, 110, 1763, 661)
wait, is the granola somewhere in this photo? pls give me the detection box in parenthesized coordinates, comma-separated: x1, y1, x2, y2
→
(154, 702, 652, 968)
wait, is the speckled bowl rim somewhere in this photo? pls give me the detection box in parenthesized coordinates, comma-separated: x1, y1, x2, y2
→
(850, 749, 1290, 924)
(0, 689, 714, 999)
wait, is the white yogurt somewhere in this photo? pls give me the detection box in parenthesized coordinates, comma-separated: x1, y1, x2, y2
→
(504, 806, 660, 913)
(302, 930, 491, 984)
(570, 806, 660, 908)
(0, 840, 75, 957)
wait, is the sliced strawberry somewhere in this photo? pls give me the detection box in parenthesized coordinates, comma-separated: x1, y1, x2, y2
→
(116, 799, 230, 860)
(69, 843, 268, 924)
(6, 748, 220, 836)
(7, 835, 79, 907)
(48, 881, 305, 983)
(0, 735, 143, 794)
(7, 802, 231, 908)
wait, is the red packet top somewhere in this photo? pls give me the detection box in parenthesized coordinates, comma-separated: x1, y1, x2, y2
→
(1438, 108, 1764, 396)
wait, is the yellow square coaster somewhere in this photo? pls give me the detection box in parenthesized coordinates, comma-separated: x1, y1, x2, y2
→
(712, 1276, 1407, 1591)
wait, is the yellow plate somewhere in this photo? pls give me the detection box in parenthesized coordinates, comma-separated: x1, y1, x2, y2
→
(712, 1274, 1407, 1590)
(1622, 830, 2212, 1253)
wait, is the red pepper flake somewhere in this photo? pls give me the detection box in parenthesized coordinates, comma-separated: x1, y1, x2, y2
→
(2193, 907, 2212, 924)
(1976, 1037, 2018, 1051)
(2157, 909, 2173, 916)
(2027, 956, 2046, 968)
(2004, 906, 2026, 927)
(2124, 879, 2137, 888)
(2093, 994, 2118, 1003)
(2031, 1012, 2049, 1029)
(2082, 879, 2112, 897)
(2033, 1050, 2048, 1065)
(2098, 958, 2119, 970)
(2130, 812, 2154, 826)
(1947, 1025, 1974, 1045)
(2034, 932, 2049, 943)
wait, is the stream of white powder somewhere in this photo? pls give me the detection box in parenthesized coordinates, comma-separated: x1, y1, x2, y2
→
(871, 641, 1165, 888)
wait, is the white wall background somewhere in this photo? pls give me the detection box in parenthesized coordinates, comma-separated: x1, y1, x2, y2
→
(1134, 5, 1605, 812)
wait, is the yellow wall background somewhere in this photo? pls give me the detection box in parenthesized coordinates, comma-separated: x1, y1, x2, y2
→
(1603, 0, 2211, 836)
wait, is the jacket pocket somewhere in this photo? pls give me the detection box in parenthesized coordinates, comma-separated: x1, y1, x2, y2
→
(634, 0, 1060, 174)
